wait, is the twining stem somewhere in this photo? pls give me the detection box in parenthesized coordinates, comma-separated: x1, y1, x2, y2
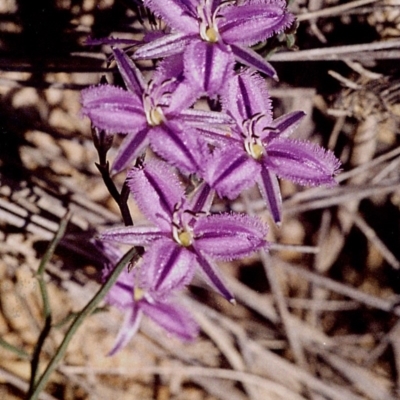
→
(95, 162, 120, 204)
(26, 212, 71, 398)
(28, 247, 140, 400)
(92, 125, 133, 226)
(120, 179, 134, 226)
(95, 162, 133, 226)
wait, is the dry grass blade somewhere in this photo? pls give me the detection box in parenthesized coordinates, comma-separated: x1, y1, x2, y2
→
(0, 367, 57, 400)
(60, 364, 309, 400)
(270, 40, 400, 61)
(188, 305, 261, 400)
(284, 181, 400, 214)
(314, 348, 395, 400)
(1, 0, 399, 398)
(276, 258, 400, 315)
(347, 210, 400, 269)
(296, 0, 380, 22)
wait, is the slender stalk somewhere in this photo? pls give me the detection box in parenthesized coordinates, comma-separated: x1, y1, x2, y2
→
(120, 179, 134, 226)
(95, 162, 121, 205)
(28, 247, 139, 400)
(95, 162, 133, 226)
(36, 213, 71, 278)
(26, 213, 71, 398)
(93, 130, 146, 227)
(0, 337, 30, 360)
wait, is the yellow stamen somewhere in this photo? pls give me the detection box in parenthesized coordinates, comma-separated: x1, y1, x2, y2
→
(149, 107, 163, 126)
(252, 143, 264, 159)
(133, 287, 145, 302)
(205, 26, 218, 43)
(178, 231, 192, 247)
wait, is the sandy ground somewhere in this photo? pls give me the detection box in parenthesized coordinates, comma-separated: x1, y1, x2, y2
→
(1, 0, 400, 399)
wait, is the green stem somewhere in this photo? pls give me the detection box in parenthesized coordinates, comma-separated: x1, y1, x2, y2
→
(27, 213, 71, 398)
(28, 247, 139, 400)
(27, 313, 52, 398)
(0, 337, 30, 360)
(37, 212, 71, 277)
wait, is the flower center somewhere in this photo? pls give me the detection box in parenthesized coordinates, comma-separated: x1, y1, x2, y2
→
(177, 230, 193, 247)
(246, 142, 264, 160)
(171, 204, 195, 247)
(143, 79, 169, 127)
(198, 1, 220, 43)
(243, 115, 265, 160)
(147, 106, 164, 126)
(204, 26, 218, 43)
(133, 287, 145, 302)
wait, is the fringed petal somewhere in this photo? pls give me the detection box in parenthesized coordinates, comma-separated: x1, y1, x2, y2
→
(149, 123, 201, 174)
(195, 125, 238, 147)
(143, 0, 198, 34)
(193, 213, 268, 260)
(100, 225, 166, 246)
(220, 3, 294, 46)
(127, 160, 185, 228)
(179, 108, 233, 126)
(187, 181, 215, 214)
(81, 85, 145, 134)
(141, 300, 199, 341)
(97, 241, 126, 270)
(230, 44, 277, 79)
(194, 251, 235, 302)
(113, 48, 146, 94)
(265, 138, 341, 186)
(111, 128, 149, 174)
(222, 70, 273, 123)
(135, 32, 193, 59)
(105, 268, 134, 309)
(202, 146, 261, 200)
(262, 110, 305, 141)
(257, 166, 282, 224)
(139, 238, 195, 295)
(167, 81, 202, 114)
(183, 41, 234, 96)
(108, 306, 143, 355)
(86, 36, 140, 46)
(154, 52, 184, 81)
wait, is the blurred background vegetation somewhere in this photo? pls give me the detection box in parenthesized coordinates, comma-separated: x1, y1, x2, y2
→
(1, 1, 400, 399)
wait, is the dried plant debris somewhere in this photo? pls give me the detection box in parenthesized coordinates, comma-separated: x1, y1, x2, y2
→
(367, 0, 400, 39)
(1, 1, 400, 400)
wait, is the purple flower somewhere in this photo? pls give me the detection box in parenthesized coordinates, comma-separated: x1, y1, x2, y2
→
(201, 71, 341, 223)
(81, 48, 231, 173)
(135, 0, 295, 93)
(103, 256, 199, 355)
(100, 160, 268, 302)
